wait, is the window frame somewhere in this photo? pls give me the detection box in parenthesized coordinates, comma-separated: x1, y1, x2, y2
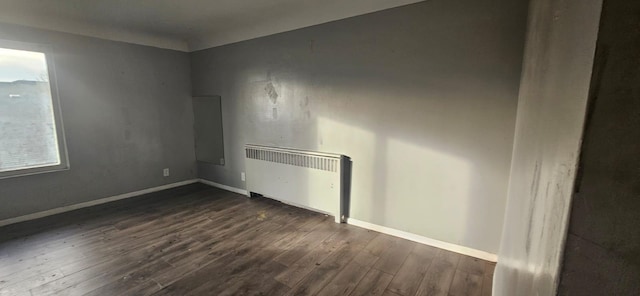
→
(0, 39, 69, 179)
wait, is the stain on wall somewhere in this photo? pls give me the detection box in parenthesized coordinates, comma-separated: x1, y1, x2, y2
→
(265, 82, 279, 103)
(559, 0, 640, 294)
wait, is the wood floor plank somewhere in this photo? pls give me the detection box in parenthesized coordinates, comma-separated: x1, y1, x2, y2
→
(286, 227, 376, 295)
(153, 220, 286, 288)
(270, 214, 329, 251)
(2, 206, 211, 279)
(216, 219, 329, 296)
(350, 268, 394, 296)
(33, 232, 193, 293)
(364, 233, 394, 256)
(110, 191, 217, 231)
(0, 224, 117, 265)
(152, 205, 289, 278)
(272, 221, 340, 266)
(217, 260, 291, 296)
(0, 226, 118, 278)
(458, 255, 487, 276)
(275, 231, 347, 287)
(414, 253, 460, 296)
(372, 237, 415, 275)
(274, 225, 369, 288)
(482, 261, 496, 296)
(30, 256, 139, 295)
(386, 250, 435, 295)
(0, 185, 496, 296)
(82, 260, 171, 296)
(194, 220, 318, 293)
(0, 268, 64, 296)
(316, 251, 378, 296)
(482, 274, 493, 296)
(161, 223, 293, 295)
(153, 205, 301, 293)
(485, 261, 496, 277)
(352, 251, 379, 268)
(0, 184, 208, 242)
(0, 191, 214, 260)
(152, 245, 257, 295)
(449, 269, 483, 296)
(90, 237, 202, 292)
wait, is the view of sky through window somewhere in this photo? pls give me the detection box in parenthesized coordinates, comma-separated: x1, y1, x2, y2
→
(0, 48, 49, 82)
(0, 47, 60, 172)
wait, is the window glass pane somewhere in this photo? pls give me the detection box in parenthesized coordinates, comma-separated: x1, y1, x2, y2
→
(0, 47, 60, 172)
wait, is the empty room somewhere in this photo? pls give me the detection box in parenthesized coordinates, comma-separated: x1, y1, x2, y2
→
(1, 0, 637, 295)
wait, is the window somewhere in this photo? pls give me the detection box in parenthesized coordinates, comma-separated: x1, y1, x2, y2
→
(0, 41, 68, 178)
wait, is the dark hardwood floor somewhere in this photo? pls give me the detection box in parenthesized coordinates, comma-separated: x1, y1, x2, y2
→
(0, 184, 495, 296)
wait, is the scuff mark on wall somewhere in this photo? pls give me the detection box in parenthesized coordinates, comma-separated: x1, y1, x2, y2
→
(525, 161, 542, 255)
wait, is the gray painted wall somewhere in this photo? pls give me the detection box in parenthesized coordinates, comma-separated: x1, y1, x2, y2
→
(0, 23, 197, 221)
(193, 96, 225, 165)
(192, 0, 528, 254)
(493, 0, 602, 294)
(559, 0, 640, 294)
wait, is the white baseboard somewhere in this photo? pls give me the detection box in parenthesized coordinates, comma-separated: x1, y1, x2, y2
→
(194, 181, 497, 261)
(347, 218, 498, 262)
(198, 178, 248, 196)
(0, 179, 199, 227)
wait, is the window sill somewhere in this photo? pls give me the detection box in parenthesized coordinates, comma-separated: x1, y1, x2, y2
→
(0, 164, 70, 180)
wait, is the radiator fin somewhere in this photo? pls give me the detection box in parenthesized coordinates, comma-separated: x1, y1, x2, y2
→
(246, 148, 338, 172)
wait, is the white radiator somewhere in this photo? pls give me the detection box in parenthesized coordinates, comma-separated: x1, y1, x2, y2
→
(245, 144, 349, 223)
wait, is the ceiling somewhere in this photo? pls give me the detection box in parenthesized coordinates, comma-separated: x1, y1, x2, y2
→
(0, 0, 424, 52)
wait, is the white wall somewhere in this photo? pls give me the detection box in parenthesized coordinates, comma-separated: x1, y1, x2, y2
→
(493, 0, 603, 294)
(192, 0, 528, 255)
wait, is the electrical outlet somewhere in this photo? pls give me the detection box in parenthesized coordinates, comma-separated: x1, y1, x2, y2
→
(241, 172, 246, 181)
(220, 158, 225, 165)
(163, 168, 170, 177)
